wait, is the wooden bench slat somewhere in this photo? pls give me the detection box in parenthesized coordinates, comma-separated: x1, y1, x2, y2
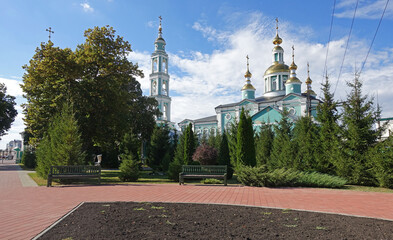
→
(179, 165, 227, 186)
(47, 165, 101, 187)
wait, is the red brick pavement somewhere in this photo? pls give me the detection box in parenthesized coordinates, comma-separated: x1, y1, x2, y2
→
(1, 162, 392, 240)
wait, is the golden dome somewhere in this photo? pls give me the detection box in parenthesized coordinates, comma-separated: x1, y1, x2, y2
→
(286, 77, 302, 84)
(264, 62, 289, 75)
(244, 70, 252, 78)
(273, 45, 283, 51)
(305, 77, 312, 84)
(273, 34, 282, 45)
(304, 89, 316, 96)
(242, 83, 256, 90)
(289, 62, 297, 70)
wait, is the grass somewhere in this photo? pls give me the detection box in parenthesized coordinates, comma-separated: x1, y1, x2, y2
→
(342, 185, 393, 193)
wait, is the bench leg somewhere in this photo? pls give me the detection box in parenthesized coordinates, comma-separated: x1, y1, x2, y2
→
(98, 176, 101, 185)
(179, 174, 182, 185)
(47, 176, 52, 187)
(224, 176, 227, 186)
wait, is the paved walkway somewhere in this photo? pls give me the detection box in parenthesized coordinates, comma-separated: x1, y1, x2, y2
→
(1, 161, 393, 239)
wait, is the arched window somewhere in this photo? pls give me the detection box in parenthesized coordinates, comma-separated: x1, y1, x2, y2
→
(271, 76, 277, 91)
(152, 81, 157, 95)
(153, 59, 158, 73)
(163, 104, 167, 120)
(162, 59, 167, 73)
(162, 82, 167, 96)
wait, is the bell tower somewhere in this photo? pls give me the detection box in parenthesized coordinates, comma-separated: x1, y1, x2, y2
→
(150, 16, 173, 126)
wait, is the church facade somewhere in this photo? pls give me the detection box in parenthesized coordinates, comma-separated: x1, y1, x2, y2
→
(178, 22, 320, 136)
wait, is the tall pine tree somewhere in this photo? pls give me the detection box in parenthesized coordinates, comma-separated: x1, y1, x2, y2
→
(183, 123, 196, 164)
(236, 108, 256, 167)
(270, 108, 293, 170)
(315, 77, 341, 174)
(255, 122, 274, 167)
(341, 74, 383, 184)
(218, 132, 233, 179)
(148, 125, 170, 171)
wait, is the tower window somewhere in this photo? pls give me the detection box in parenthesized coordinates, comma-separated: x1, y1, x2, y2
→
(153, 59, 158, 73)
(152, 81, 157, 95)
(274, 53, 278, 62)
(162, 82, 167, 96)
(271, 76, 277, 91)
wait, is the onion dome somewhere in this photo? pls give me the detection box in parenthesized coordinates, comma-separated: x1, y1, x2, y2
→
(272, 18, 282, 45)
(304, 63, 316, 96)
(289, 45, 297, 70)
(264, 62, 289, 75)
(242, 55, 256, 91)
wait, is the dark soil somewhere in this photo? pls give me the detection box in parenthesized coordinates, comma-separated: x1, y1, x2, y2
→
(39, 202, 393, 240)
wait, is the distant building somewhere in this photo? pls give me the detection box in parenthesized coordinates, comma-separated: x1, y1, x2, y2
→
(379, 117, 393, 139)
(6, 139, 22, 152)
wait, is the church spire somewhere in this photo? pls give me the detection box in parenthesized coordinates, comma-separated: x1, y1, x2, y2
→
(285, 45, 302, 95)
(158, 16, 163, 38)
(272, 18, 282, 45)
(304, 62, 316, 97)
(241, 55, 256, 100)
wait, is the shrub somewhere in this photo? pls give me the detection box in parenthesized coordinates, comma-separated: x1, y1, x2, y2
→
(22, 147, 36, 169)
(237, 166, 347, 188)
(119, 153, 140, 182)
(192, 144, 218, 165)
(168, 160, 182, 181)
(201, 178, 223, 184)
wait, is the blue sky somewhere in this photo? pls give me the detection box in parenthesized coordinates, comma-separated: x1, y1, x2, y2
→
(1, 0, 393, 148)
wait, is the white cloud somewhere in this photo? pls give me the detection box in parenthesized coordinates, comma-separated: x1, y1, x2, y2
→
(335, 0, 393, 19)
(80, 2, 94, 13)
(0, 78, 23, 97)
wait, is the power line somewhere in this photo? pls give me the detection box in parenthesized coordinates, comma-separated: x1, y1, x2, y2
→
(334, 0, 359, 94)
(359, 0, 390, 75)
(323, 0, 336, 79)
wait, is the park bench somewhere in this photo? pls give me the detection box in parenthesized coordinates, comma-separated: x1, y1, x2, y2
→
(47, 165, 101, 187)
(179, 165, 227, 186)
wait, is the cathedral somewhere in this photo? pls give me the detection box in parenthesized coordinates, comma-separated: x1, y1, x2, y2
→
(149, 18, 320, 136)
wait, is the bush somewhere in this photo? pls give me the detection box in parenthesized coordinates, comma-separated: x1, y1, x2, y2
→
(201, 178, 223, 184)
(119, 153, 140, 182)
(237, 166, 347, 188)
(22, 148, 36, 169)
(168, 160, 182, 181)
(192, 144, 218, 165)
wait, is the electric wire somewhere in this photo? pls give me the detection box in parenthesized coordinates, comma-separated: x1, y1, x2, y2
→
(323, 0, 336, 80)
(334, 0, 359, 94)
(359, 0, 390, 75)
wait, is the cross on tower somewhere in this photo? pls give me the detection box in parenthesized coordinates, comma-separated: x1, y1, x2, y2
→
(292, 45, 295, 60)
(275, 18, 279, 30)
(307, 62, 310, 77)
(246, 55, 249, 69)
(46, 27, 54, 41)
(158, 16, 162, 34)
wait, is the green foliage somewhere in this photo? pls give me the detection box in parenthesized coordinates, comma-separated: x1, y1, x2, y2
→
(148, 125, 170, 171)
(292, 116, 319, 171)
(237, 166, 347, 188)
(201, 178, 223, 184)
(119, 131, 141, 159)
(192, 144, 218, 165)
(236, 108, 256, 167)
(119, 153, 140, 182)
(21, 26, 159, 159)
(22, 147, 36, 169)
(315, 77, 341, 174)
(183, 123, 196, 164)
(168, 159, 182, 181)
(36, 103, 86, 178)
(0, 83, 17, 139)
(341, 75, 382, 184)
(368, 137, 393, 188)
(218, 132, 233, 179)
(270, 108, 294, 170)
(255, 123, 274, 167)
(227, 119, 239, 169)
(207, 129, 221, 149)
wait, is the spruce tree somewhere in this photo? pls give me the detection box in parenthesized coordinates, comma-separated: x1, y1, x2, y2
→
(218, 132, 233, 179)
(292, 116, 319, 171)
(36, 103, 86, 178)
(227, 119, 239, 169)
(315, 77, 341, 174)
(369, 136, 393, 188)
(341, 74, 382, 184)
(270, 108, 293, 170)
(183, 123, 196, 164)
(236, 108, 256, 167)
(148, 125, 170, 171)
(255, 122, 274, 167)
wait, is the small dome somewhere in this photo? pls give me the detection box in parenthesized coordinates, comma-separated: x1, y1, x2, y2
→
(244, 70, 252, 78)
(286, 77, 302, 84)
(304, 89, 316, 96)
(289, 62, 297, 70)
(264, 62, 289, 75)
(305, 77, 312, 84)
(242, 83, 256, 91)
(273, 34, 282, 45)
(273, 45, 283, 51)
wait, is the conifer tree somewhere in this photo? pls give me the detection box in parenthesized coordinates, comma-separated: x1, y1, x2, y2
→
(148, 125, 170, 171)
(292, 116, 319, 171)
(368, 136, 393, 188)
(255, 122, 274, 167)
(227, 119, 239, 169)
(218, 132, 233, 179)
(341, 74, 383, 184)
(315, 77, 341, 174)
(236, 108, 256, 167)
(183, 123, 196, 164)
(36, 103, 86, 178)
(270, 108, 293, 170)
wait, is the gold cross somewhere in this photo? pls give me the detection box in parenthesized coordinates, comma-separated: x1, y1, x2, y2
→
(246, 55, 250, 70)
(275, 18, 279, 30)
(46, 27, 54, 41)
(292, 45, 295, 61)
(307, 62, 310, 77)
